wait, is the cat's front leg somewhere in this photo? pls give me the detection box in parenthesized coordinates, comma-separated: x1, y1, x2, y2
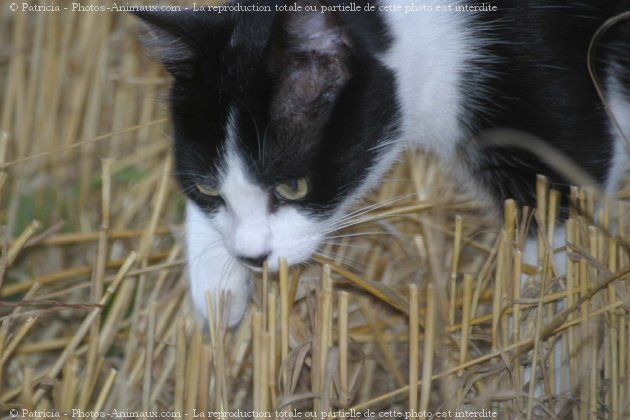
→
(185, 200, 252, 327)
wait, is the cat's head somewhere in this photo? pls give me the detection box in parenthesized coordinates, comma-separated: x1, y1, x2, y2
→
(135, 2, 399, 270)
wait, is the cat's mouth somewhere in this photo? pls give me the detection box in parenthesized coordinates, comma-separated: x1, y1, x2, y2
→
(235, 253, 285, 272)
(236, 254, 307, 273)
(239, 260, 283, 273)
(236, 255, 269, 272)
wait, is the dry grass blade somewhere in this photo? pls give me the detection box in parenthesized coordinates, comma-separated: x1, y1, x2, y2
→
(1, 8, 628, 419)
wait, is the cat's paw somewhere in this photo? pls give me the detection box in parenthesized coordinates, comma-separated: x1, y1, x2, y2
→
(188, 255, 253, 327)
(186, 200, 253, 327)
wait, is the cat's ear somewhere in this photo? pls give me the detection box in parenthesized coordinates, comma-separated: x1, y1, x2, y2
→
(133, 12, 232, 80)
(133, 12, 199, 79)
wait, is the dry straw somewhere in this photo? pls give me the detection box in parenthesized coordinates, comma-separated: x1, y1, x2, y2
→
(1, 3, 630, 420)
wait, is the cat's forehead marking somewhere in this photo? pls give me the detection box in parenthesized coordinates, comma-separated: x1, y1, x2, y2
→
(221, 147, 269, 221)
(219, 106, 269, 218)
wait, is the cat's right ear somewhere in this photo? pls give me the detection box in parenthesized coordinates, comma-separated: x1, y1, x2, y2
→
(133, 12, 232, 80)
(133, 12, 198, 79)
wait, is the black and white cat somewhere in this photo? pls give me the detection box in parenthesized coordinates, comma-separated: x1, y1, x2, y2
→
(135, 1, 630, 326)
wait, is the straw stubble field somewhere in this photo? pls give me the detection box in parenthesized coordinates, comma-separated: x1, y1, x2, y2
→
(1, 3, 629, 420)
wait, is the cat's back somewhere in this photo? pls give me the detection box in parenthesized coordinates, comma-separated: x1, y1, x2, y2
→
(377, 0, 630, 203)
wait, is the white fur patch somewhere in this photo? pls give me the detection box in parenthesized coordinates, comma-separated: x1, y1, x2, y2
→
(522, 227, 568, 278)
(184, 111, 327, 325)
(521, 226, 569, 397)
(218, 146, 272, 259)
(378, 0, 487, 160)
(213, 145, 326, 271)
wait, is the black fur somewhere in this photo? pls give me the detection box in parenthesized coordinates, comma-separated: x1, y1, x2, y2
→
(135, 1, 630, 220)
(462, 1, 630, 216)
(136, 2, 398, 217)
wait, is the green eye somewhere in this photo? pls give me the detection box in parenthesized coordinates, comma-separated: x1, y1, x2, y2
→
(273, 178, 309, 201)
(196, 183, 220, 197)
